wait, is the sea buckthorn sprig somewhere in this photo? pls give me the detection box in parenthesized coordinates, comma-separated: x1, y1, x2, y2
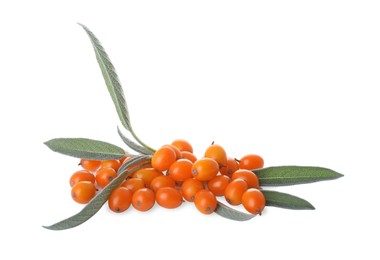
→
(43, 24, 343, 230)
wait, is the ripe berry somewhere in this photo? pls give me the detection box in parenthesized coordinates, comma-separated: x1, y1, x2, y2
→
(239, 154, 264, 170)
(131, 168, 163, 187)
(151, 147, 177, 171)
(80, 159, 101, 172)
(156, 187, 183, 209)
(121, 178, 145, 193)
(71, 181, 96, 204)
(132, 188, 155, 211)
(224, 179, 248, 205)
(231, 169, 259, 188)
(242, 188, 266, 215)
(207, 175, 231, 196)
(181, 178, 204, 202)
(192, 158, 219, 181)
(100, 159, 122, 171)
(168, 159, 193, 182)
(108, 187, 132, 213)
(204, 143, 227, 168)
(96, 167, 117, 188)
(150, 175, 176, 192)
(194, 190, 217, 215)
(171, 139, 193, 153)
(69, 170, 95, 187)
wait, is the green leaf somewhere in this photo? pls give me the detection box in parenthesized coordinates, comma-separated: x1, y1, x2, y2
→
(44, 138, 125, 160)
(215, 201, 254, 221)
(255, 166, 344, 186)
(78, 23, 131, 131)
(117, 126, 154, 155)
(262, 190, 315, 210)
(43, 156, 150, 230)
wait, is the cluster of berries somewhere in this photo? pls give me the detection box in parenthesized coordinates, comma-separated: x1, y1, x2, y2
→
(69, 139, 266, 216)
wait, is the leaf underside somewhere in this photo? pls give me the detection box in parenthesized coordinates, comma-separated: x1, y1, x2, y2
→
(262, 190, 315, 210)
(215, 201, 254, 221)
(255, 166, 344, 186)
(43, 156, 150, 230)
(78, 23, 131, 131)
(44, 138, 126, 160)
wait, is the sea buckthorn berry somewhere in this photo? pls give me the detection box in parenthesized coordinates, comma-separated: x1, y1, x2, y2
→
(162, 144, 182, 160)
(156, 187, 183, 209)
(204, 143, 228, 168)
(180, 151, 197, 163)
(194, 190, 217, 214)
(150, 175, 176, 192)
(168, 159, 193, 182)
(171, 139, 193, 153)
(151, 147, 177, 171)
(220, 157, 239, 177)
(231, 169, 259, 189)
(192, 158, 219, 181)
(100, 159, 122, 171)
(181, 178, 204, 202)
(224, 179, 248, 205)
(69, 170, 95, 187)
(108, 187, 132, 213)
(95, 167, 117, 188)
(131, 168, 163, 187)
(239, 154, 264, 170)
(242, 188, 266, 215)
(71, 181, 96, 204)
(132, 188, 155, 212)
(121, 178, 145, 193)
(80, 159, 101, 172)
(207, 175, 231, 196)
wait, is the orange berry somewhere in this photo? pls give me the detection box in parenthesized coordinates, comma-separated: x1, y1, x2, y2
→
(224, 179, 248, 205)
(131, 168, 163, 187)
(69, 170, 95, 187)
(162, 144, 182, 160)
(220, 157, 239, 177)
(96, 167, 117, 188)
(194, 190, 217, 214)
(132, 188, 155, 211)
(151, 147, 177, 171)
(239, 154, 264, 170)
(204, 143, 227, 168)
(108, 187, 132, 213)
(71, 181, 96, 204)
(171, 139, 193, 153)
(80, 159, 101, 172)
(100, 159, 122, 171)
(242, 188, 266, 215)
(181, 178, 204, 202)
(150, 175, 176, 192)
(180, 151, 197, 163)
(168, 159, 193, 182)
(231, 169, 259, 188)
(207, 175, 231, 196)
(156, 187, 183, 209)
(121, 178, 145, 193)
(192, 158, 219, 181)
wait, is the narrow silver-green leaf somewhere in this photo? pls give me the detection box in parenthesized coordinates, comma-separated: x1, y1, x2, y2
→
(262, 190, 315, 210)
(255, 166, 344, 186)
(78, 23, 131, 131)
(117, 127, 154, 155)
(215, 201, 254, 221)
(43, 156, 149, 230)
(44, 138, 125, 160)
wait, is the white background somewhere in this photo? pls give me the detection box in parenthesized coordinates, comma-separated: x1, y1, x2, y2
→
(1, 1, 379, 259)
